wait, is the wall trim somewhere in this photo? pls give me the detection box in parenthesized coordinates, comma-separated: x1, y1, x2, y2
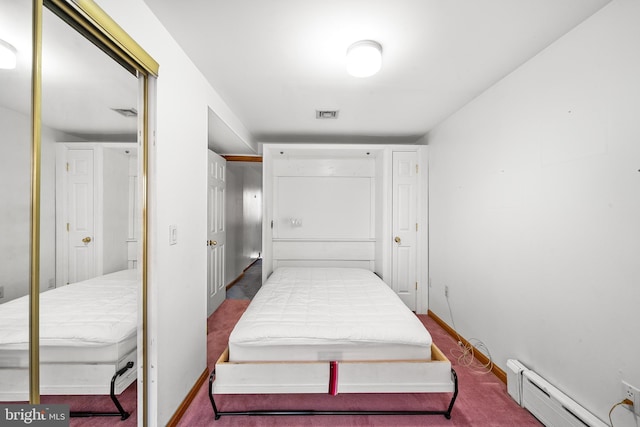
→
(166, 368, 208, 427)
(225, 257, 261, 290)
(222, 155, 262, 162)
(427, 310, 507, 384)
(225, 272, 244, 290)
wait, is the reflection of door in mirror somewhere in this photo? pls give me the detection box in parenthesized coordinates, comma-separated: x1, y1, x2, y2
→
(55, 143, 138, 286)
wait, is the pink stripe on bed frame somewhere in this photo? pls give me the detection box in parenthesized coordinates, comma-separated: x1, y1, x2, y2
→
(329, 361, 339, 395)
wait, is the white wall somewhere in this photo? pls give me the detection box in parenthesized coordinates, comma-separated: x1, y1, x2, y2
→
(225, 163, 243, 284)
(224, 162, 262, 286)
(0, 106, 32, 302)
(102, 147, 131, 273)
(95, 1, 256, 425)
(242, 164, 262, 261)
(427, 0, 640, 425)
(0, 106, 82, 302)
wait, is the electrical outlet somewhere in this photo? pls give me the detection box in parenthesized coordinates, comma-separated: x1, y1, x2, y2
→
(444, 285, 449, 297)
(622, 381, 640, 415)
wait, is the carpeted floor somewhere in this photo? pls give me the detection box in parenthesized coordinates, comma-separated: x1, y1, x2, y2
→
(178, 298, 542, 426)
(37, 379, 137, 427)
(37, 260, 541, 426)
(225, 259, 263, 300)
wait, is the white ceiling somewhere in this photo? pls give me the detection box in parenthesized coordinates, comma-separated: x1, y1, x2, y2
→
(0, 1, 139, 141)
(144, 0, 611, 152)
(0, 1, 612, 151)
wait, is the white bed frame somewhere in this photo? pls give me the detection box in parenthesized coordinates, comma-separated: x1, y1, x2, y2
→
(1, 349, 136, 399)
(209, 344, 458, 420)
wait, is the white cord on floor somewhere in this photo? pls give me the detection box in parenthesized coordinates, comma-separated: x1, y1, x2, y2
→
(446, 293, 494, 375)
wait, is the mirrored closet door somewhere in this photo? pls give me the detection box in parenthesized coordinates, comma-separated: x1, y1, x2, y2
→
(0, 0, 158, 422)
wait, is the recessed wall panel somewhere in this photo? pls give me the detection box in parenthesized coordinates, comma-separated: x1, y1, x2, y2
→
(275, 176, 373, 240)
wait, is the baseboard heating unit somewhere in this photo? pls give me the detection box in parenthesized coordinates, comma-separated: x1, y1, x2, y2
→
(506, 359, 606, 427)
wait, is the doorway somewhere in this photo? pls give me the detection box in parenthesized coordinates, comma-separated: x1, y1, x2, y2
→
(207, 107, 263, 316)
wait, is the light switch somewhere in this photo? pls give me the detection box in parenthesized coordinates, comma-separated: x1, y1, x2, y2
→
(169, 225, 178, 245)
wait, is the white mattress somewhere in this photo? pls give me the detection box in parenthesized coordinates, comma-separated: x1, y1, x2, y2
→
(0, 269, 138, 367)
(228, 267, 432, 362)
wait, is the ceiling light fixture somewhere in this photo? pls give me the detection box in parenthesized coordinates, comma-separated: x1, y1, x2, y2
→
(346, 40, 382, 78)
(0, 39, 17, 70)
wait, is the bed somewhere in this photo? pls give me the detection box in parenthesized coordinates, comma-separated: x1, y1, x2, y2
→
(209, 267, 458, 420)
(0, 269, 138, 419)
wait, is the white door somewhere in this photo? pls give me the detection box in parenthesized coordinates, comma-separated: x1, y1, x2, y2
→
(392, 151, 418, 310)
(207, 150, 227, 316)
(66, 149, 95, 284)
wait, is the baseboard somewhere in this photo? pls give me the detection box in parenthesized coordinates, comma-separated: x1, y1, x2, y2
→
(225, 272, 244, 290)
(166, 367, 209, 427)
(244, 257, 260, 271)
(225, 258, 261, 291)
(427, 310, 507, 384)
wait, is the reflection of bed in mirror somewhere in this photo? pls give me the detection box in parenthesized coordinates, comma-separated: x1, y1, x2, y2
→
(0, 269, 138, 415)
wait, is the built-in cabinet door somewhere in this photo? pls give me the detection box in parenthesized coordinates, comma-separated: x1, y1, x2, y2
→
(207, 150, 227, 316)
(392, 151, 418, 311)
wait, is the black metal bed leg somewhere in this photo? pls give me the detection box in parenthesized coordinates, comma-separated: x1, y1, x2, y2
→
(70, 361, 134, 421)
(110, 362, 134, 420)
(444, 368, 459, 419)
(208, 366, 459, 421)
(208, 369, 220, 420)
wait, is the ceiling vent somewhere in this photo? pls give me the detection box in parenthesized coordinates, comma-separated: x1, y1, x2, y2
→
(316, 110, 339, 119)
(111, 107, 138, 117)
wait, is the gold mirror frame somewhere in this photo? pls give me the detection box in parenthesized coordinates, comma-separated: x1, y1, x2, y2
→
(28, 1, 158, 424)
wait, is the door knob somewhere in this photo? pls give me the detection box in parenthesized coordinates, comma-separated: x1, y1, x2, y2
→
(211, 240, 217, 246)
(394, 236, 401, 244)
(82, 236, 92, 244)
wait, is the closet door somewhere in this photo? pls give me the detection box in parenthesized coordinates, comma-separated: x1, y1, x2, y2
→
(392, 151, 418, 310)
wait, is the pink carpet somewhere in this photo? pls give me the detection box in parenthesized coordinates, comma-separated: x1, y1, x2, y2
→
(40, 385, 137, 427)
(177, 299, 542, 427)
(33, 299, 541, 426)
